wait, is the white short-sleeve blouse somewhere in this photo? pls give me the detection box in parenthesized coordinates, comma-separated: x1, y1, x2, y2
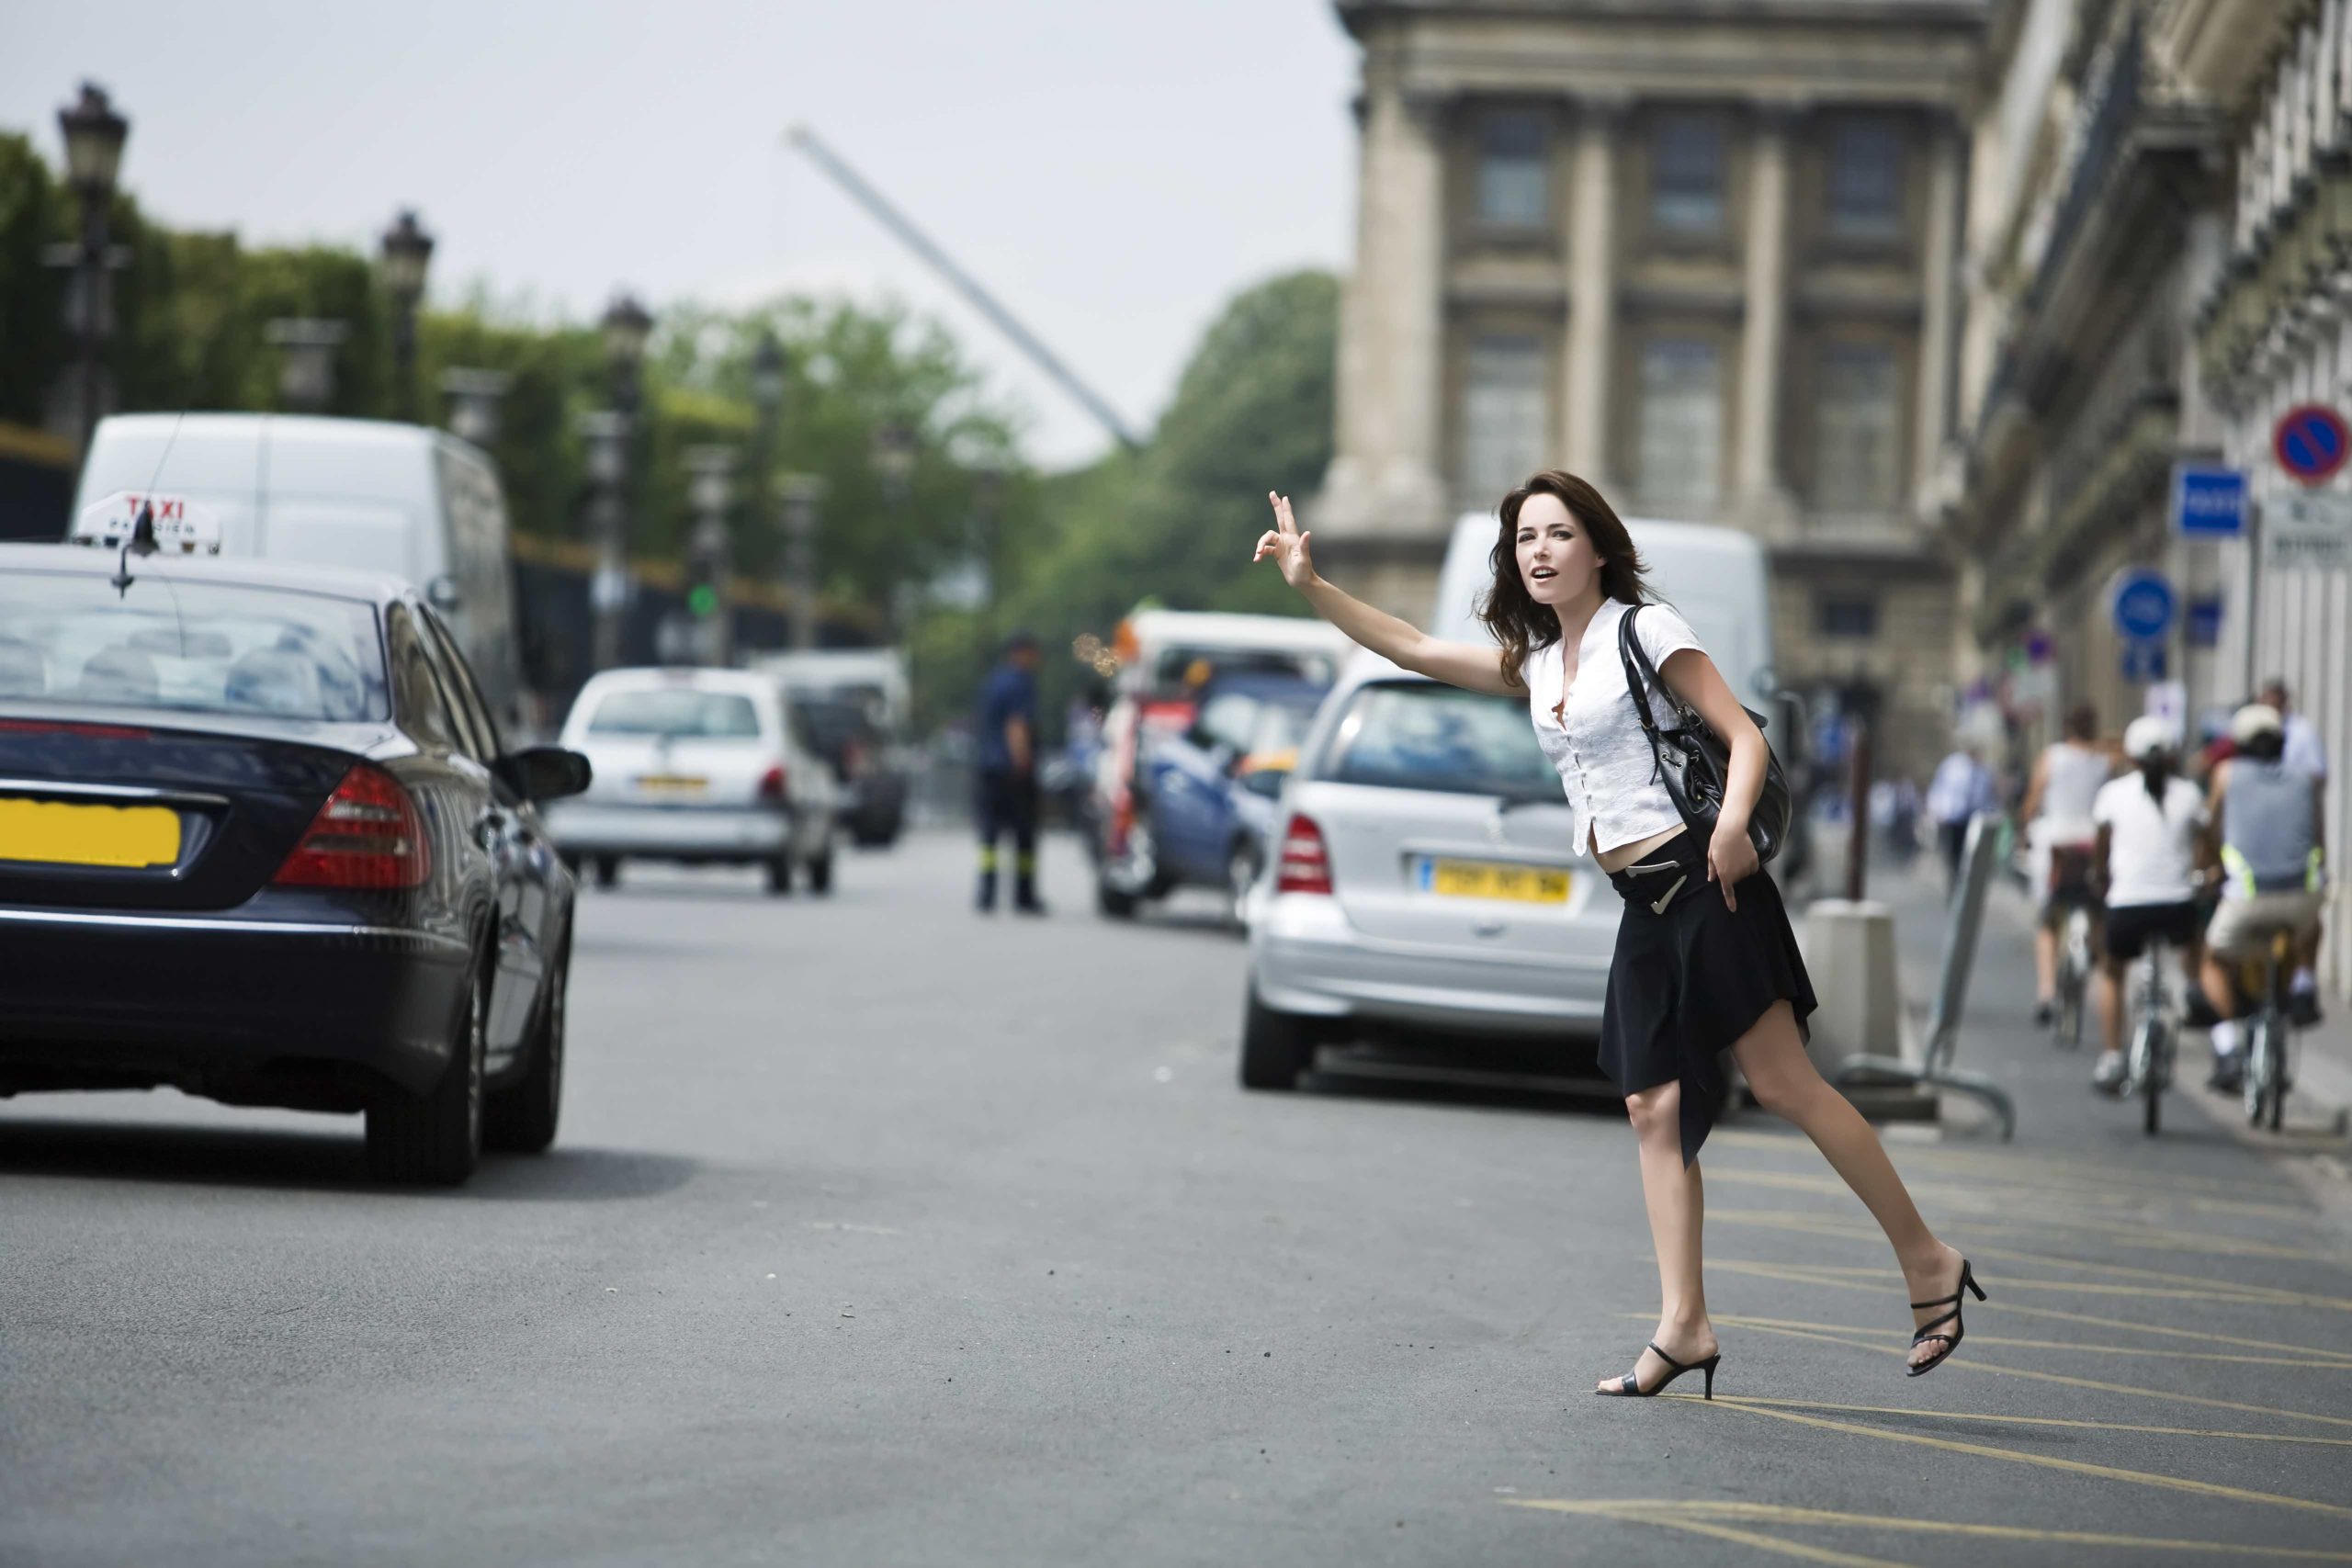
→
(1521, 597, 1704, 855)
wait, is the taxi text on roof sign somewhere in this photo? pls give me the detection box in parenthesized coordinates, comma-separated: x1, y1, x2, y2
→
(69, 491, 223, 556)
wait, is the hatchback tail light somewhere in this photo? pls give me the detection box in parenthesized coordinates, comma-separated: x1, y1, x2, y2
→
(1274, 813, 1332, 896)
(757, 763, 788, 801)
(272, 764, 430, 889)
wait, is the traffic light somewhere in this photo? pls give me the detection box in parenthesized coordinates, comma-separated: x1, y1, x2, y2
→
(685, 523, 727, 621)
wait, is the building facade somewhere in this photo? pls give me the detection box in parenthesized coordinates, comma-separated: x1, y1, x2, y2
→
(2162, 0, 2352, 996)
(1954, 0, 2350, 998)
(1316, 0, 1986, 775)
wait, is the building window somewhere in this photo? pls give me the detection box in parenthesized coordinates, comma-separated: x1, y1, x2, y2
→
(1476, 109, 1550, 229)
(1638, 338, 1722, 509)
(1651, 114, 1724, 236)
(1826, 118, 1903, 242)
(1461, 334, 1547, 497)
(1815, 344, 1900, 510)
(1819, 596, 1880, 638)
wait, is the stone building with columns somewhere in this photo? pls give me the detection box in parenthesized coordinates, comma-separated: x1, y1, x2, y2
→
(1313, 0, 1986, 775)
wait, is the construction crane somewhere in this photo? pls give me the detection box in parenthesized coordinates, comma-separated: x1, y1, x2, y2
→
(786, 124, 1142, 454)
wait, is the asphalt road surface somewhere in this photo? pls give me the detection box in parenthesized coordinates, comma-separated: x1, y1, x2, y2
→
(5, 829, 2350, 1566)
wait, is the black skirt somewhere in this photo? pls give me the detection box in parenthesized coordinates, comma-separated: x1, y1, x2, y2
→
(1597, 828, 1816, 1168)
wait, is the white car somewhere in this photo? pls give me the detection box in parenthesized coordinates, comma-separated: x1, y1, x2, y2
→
(1239, 515, 1784, 1090)
(543, 668, 840, 894)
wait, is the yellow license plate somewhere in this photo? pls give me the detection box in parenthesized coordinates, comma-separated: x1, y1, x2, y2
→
(1420, 857, 1569, 903)
(0, 798, 182, 869)
(635, 774, 708, 795)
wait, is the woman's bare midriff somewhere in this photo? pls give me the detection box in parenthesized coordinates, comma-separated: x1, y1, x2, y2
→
(1593, 822, 1688, 876)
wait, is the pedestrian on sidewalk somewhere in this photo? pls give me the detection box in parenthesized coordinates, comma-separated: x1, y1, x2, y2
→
(974, 630, 1046, 915)
(2019, 705, 2113, 1028)
(2259, 678, 2329, 783)
(1926, 739, 1999, 896)
(2201, 704, 2329, 1083)
(1253, 471, 1982, 1395)
(2088, 718, 2211, 1094)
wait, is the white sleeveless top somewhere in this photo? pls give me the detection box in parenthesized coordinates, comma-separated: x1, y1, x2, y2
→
(2037, 741, 2110, 841)
(1521, 599, 1703, 855)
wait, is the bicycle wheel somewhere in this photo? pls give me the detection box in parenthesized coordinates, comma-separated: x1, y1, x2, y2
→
(2141, 1022, 2165, 1136)
(2244, 1017, 2274, 1129)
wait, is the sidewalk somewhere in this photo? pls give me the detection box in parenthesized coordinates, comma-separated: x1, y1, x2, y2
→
(1849, 840, 2352, 1230)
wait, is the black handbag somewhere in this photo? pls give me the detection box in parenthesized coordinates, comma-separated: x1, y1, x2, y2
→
(1616, 604, 1792, 866)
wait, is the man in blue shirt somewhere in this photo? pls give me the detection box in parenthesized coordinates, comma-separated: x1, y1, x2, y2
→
(975, 630, 1046, 913)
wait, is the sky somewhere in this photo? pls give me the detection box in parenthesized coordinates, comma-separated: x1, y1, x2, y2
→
(1, 1, 1360, 468)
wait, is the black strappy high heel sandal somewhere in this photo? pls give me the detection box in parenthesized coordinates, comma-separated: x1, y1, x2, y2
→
(1594, 1341, 1722, 1400)
(1906, 1258, 1986, 1378)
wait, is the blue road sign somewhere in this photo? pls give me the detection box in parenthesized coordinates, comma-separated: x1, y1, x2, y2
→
(2121, 640, 2169, 683)
(2109, 568, 2176, 642)
(2274, 404, 2351, 482)
(2171, 464, 2247, 537)
(2187, 594, 2223, 648)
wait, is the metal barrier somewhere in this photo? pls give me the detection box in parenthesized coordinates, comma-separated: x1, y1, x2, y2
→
(1830, 811, 2017, 1140)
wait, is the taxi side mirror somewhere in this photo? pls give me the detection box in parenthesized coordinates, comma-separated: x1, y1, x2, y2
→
(497, 745, 593, 803)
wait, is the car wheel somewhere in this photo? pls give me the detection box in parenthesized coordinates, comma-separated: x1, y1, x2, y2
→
(1225, 841, 1261, 931)
(1238, 981, 1313, 1091)
(766, 855, 795, 895)
(594, 856, 619, 890)
(1096, 874, 1138, 919)
(486, 940, 566, 1155)
(366, 961, 486, 1185)
(807, 849, 834, 895)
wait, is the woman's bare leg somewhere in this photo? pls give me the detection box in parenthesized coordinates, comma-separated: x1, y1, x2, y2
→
(1597, 1080, 1719, 1393)
(1730, 1001, 1967, 1370)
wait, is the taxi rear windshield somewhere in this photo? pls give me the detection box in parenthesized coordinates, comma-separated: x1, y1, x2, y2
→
(1311, 682, 1560, 799)
(0, 570, 387, 723)
(587, 688, 763, 740)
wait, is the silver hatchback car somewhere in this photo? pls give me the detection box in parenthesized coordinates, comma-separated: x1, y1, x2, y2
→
(1239, 516, 1781, 1091)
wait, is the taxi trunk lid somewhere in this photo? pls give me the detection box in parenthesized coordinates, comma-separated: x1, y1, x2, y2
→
(0, 716, 375, 910)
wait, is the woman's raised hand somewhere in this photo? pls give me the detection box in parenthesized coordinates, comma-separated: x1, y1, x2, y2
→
(1253, 491, 1317, 592)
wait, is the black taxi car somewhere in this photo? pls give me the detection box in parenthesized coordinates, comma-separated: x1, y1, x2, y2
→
(0, 542, 589, 1184)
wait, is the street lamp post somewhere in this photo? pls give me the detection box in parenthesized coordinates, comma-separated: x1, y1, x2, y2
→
(684, 445, 737, 667)
(777, 474, 826, 652)
(51, 83, 130, 455)
(592, 293, 654, 672)
(439, 367, 513, 447)
(748, 331, 786, 575)
(379, 209, 435, 422)
(872, 420, 917, 637)
(266, 318, 350, 412)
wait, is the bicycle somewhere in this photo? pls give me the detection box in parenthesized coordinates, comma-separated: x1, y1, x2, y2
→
(2120, 934, 2178, 1135)
(2235, 929, 2299, 1133)
(2053, 905, 2093, 1051)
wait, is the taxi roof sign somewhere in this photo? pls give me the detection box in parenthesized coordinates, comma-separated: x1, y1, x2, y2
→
(70, 491, 222, 556)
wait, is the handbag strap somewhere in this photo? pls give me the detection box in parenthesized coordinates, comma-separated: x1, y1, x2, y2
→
(1616, 603, 1668, 737)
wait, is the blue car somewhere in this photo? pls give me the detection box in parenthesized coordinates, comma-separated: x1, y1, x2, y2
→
(1096, 675, 1327, 925)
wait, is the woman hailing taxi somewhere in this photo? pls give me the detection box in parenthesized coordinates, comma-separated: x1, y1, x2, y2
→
(1253, 473, 1981, 1393)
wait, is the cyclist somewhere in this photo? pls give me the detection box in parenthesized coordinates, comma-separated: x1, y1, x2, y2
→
(2088, 717, 2208, 1094)
(2199, 704, 2328, 1091)
(2020, 704, 2112, 1028)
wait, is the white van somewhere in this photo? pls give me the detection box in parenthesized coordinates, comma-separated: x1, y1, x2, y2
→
(71, 413, 523, 727)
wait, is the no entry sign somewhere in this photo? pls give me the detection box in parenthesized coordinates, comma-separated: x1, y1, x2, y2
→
(2273, 404, 2350, 483)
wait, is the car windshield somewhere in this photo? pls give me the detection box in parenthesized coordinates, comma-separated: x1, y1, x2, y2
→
(0, 569, 387, 723)
(1245, 702, 1314, 757)
(1314, 682, 1560, 798)
(586, 687, 762, 739)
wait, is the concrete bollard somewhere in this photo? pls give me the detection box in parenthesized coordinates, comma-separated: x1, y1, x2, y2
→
(1801, 899, 1902, 1076)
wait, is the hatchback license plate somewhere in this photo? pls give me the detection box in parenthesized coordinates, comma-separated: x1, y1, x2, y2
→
(0, 798, 181, 869)
(1418, 857, 1568, 904)
(635, 774, 709, 795)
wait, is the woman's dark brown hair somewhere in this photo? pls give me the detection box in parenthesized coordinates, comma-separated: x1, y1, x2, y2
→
(1477, 469, 1651, 690)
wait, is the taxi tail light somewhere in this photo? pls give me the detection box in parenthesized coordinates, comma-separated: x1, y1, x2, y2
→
(272, 763, 431, 889)
(758, 763, 788, 801)
(1275, 813, 1332, 896)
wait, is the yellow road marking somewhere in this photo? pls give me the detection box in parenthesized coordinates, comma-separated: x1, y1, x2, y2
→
(1988, 1300, 2352, 1363)
(1713, 1167, 2325, 1233)
(1509, 1500, 2352, 1560)
(1615, 1512, 1917, 1566)
(1708, 1256, 2308, 1311)
(1709, 1393, 2352, 1449)
(1709, 1131, 2304, 1201)
(1691, 1397, 2352, 1518)
(1702, 1313, 2352, 1372)
(1706, 1246, 2336, 1309)
(1719, 1318, 2352, 1430)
